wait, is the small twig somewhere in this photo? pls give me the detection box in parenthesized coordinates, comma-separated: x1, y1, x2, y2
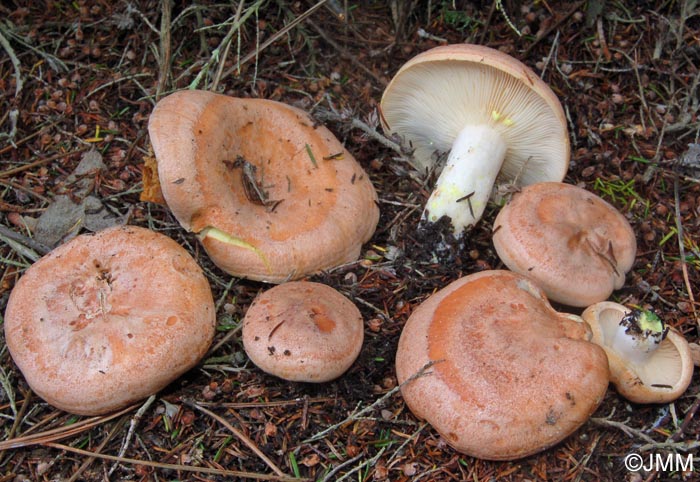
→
(0, 404, 137, 450)
(386, 422, 428, 464)
(318, 452, 365, 482)
(673, 170, 697, 326)
(590, 417, 657, 444)
(313, 108, 405, 156)
(669, 394, 700, 443)
(0, 28, 24, 98)
(523, 0, 586, 56)
(108, 395, 157, 476)
(185, 400, 288, 477)
(479, 1, 498, 44)
(220, 0, 329, 82)
(0, 147, 91, 178)
(539, 30, 559, 79)
(68, 417, 126, 482)
(352, 295, 391, 320)
(43, 442, 306, 481)
(0, 224, 51, 257)
(569, 432, 601, 482)
(303, 360, 440, 444)
(637, 440, 700, 453)
(0, 120, 61, 156)
(305, 17, 384, 86)
(189, 1, 262, 90)
(195, 397, 335, 410)
(334, 446, 387, 482)
(205, 323, 243, 359)
(85, 73, 153, 100)
(156, 0, 172, 99)
(126, 2, 160, 34)
(0, 22, 67, 72)
(596, 15, 611, 61)
(210, 0, 245, 91)
(0, 356, 20, 433)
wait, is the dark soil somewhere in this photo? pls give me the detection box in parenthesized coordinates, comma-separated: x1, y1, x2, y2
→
(0, 1, 698, 481)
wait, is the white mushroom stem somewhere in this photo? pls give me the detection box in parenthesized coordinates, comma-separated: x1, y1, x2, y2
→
(423, 124, 507, 235)
(610, 310, 667, 366)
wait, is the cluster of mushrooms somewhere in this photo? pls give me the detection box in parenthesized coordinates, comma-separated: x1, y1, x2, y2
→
(3, 44, 696, 462)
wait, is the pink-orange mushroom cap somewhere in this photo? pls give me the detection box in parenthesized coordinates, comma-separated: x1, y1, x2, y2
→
(395, 270, 609, 460)
(4, 226, 216, 415)
(148, 90, 379, 283)
(242, 281, 364, 382)
(493, 182, 637, 307)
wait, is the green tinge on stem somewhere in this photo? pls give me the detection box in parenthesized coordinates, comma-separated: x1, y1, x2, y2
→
(611, 309, 668, 365)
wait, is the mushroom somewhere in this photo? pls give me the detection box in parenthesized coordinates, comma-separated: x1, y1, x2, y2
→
(242, 281, 364, 382)
(582, 302, 694, 404)
(380, 44, 569, 235)
(3, 226, 216, 415)
(493, 182, 637, 307)
(148, 90, 379, 283)
(395, 270, 609, 460)
(691, 342, 700, 367)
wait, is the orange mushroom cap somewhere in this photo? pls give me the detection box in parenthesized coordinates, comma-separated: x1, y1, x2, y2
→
(396, 270, 609, 460)
(242, 281, 364, 382)
(148, 90, 379, 283)
(4, 226, 216, 415)
(493, 182, 637, 307)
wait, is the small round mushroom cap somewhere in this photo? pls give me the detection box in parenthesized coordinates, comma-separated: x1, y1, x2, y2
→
(582, 302, 694, 404)
(148, 90, 379, 283)
(381, 44, 569, 232)
(4, 226, 216, 415)
(396, 270, 609, 460)
(242, 281, 364, 382)
(493, 182, 637, 307)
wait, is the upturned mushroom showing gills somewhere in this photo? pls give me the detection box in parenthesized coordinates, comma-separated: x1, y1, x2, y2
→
(492, 182, 637, 307)
(582, 302, 694, 404)
(395, 270, 609, 460)
(148, 90, 379, 283)
(242, 281, 364, 383)
(380, 44, 569, 236)
(3, 226, 216, 416)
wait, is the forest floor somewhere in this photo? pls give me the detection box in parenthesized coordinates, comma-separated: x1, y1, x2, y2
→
(0, 1, 699, 481)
